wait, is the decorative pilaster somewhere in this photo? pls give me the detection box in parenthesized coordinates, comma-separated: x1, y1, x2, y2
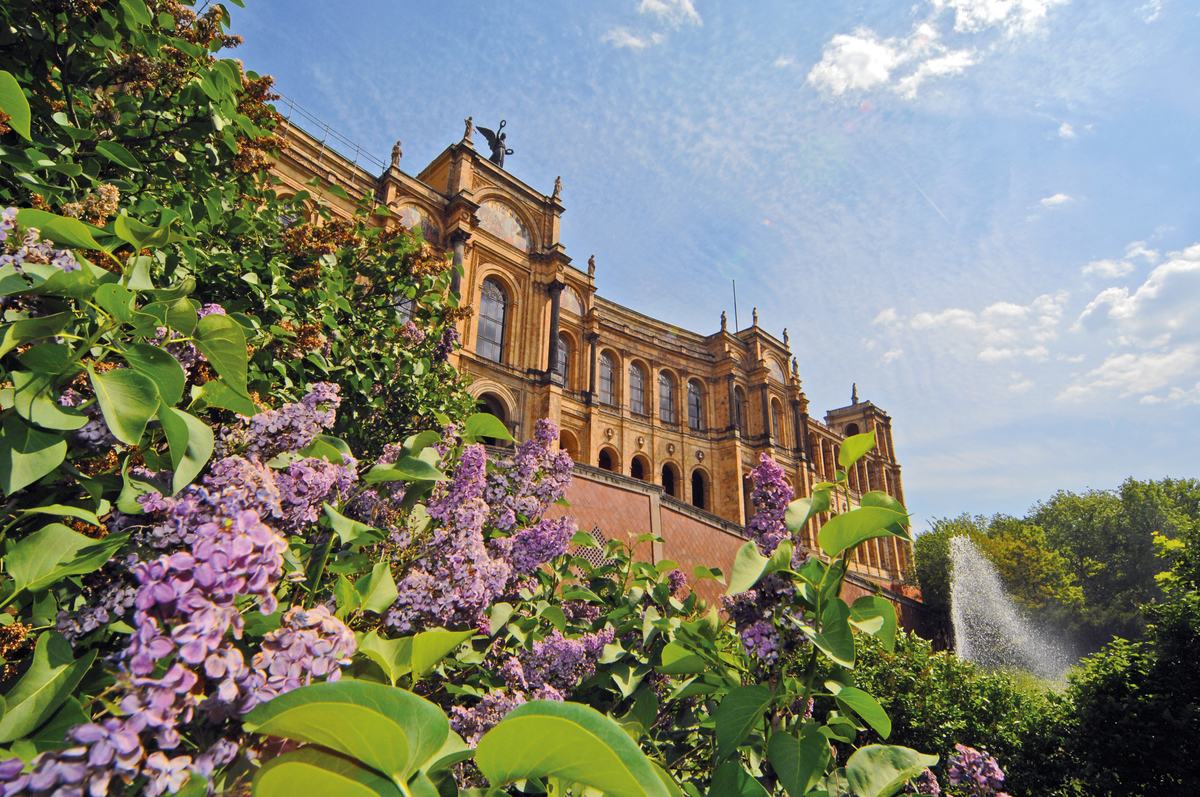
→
(546, 280, 565, 386)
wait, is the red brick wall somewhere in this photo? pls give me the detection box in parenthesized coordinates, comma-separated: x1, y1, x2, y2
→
(545, 474, 655, 563)
(660, 505, 745, 608)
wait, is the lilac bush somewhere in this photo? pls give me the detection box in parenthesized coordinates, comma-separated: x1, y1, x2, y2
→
(947, 744, 1008, 797)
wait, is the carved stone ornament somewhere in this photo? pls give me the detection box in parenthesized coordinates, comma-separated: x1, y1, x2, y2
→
(637, 435, 645, 448)
(696, 450, 705, 461)
(604, 427, 614, 439)
(667, 443, 676, 455)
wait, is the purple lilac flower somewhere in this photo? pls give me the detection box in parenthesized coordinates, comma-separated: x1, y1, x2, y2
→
(508, 516, 576, 574)
(273, 456, 359, 534)
(143, 752, 192, 796)
(947, 744, 1008, 797)
(746, 454, 794, 555)
(906, 768, 941, 796)
(241, 606, 356, 707)
(665, 568, 687, 598)
(214, 382, 341, 459)
(561, 600, 602, 625)
(400, 320, 425, 345)
(739, 620, 781, 664)
(0, 717, 146, 797)
(0, 210, 80, 274)
(520, 628, 615, 693)
(434, 326, 458, 362)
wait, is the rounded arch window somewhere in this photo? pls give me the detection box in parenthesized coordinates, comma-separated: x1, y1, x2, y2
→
(687, 380, 703, 431)
(477, 278, 508, 363)
(661, 462, 679, 498)
(561, 286, 584, 316)
(629, 362, 647, 415)
(554, 333, 571, 383)
(658, 371, 677, 424)
(559, 429, 580, 462)
(599, 351, 617, 406)
(598, 447, 618, 472)
(478, 200, 530, 251)
(767, 357, 787, 384)
(691, 468, 708, 510)
(845, 423, 860, 437)
(631, 455, 648, 481)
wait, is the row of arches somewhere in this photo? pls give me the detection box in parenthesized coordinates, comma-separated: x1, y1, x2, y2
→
(595, 446, 710, 511)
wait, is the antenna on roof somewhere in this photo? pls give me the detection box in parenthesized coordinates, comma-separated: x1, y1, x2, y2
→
(732, 279, 739, 332)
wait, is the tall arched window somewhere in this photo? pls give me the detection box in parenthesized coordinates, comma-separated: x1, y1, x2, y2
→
(553, 333, 570, 383)
(478, 278, 507, 363)
(771, 399, 783, 444)
(687, 381, 703, 431)
(658, 371, 676, 424)
(691, 469, 707, 510)
(629, 363, 647, 415)
(599, 352, 616, 405)
(735, 386, 748, 434)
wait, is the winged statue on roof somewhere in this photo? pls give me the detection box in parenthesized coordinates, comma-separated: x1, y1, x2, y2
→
(477, 120, 514, 168)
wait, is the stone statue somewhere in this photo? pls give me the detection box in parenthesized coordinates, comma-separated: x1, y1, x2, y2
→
(783, 327, 789, 346)
(792, 357, 799, 376)
(462, 116, 474, 143)
(477, 120, 514, 168)
(851, 383, 859, 405)
(721, 311, 727, 331)
(752, 307, 759, 326)
(553, 175, 562, 199)
(390, 140, 402, 167)
(587, 254, 596, 278)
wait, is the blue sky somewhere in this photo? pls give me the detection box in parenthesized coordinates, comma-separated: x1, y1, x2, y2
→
(226, 0, 1200, 530)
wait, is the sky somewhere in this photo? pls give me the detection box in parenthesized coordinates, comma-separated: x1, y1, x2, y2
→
(225, 0, 1200, 531)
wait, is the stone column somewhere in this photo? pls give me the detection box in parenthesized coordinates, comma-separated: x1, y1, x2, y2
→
(587, 332, 599, 403)
(760, 385, 771, 444)
(726, 375, 737, 434)
(449, 229, 470, 294)
(791, 401, 806, 460)
(547, 280, 565, 382)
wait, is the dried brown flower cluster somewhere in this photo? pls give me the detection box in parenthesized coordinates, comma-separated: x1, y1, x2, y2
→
(280, 219, 361, 258)
(400, 242, 450, 279)
(0, 622, 33, 680)
(445, 306, 475, 323)
(70, 519, 108, 540)
(62, 184, 120, 225)
(76, 449, 118, 477)
(0, 111, 9, 136)
(273, 322, 329, 360)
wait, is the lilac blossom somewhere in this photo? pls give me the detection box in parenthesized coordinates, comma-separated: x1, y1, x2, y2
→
(434, 326, 458, 362)
(906, 768, 941, 796)
(745, 454, 794, 555)
(520, 628, 614, 693)
(947, 745, 1008, 797)
(214, 382, 341, 459)
(508, 516, 576, 574)
(449, 685, 564, 748)
(400, 320, 425, 344)
(0, 717, 145, 797)
(739, 620, 781, 664)
(665, 568, 687, 598)
(0, 210, 80, 274)
(241, 606, 356, 707)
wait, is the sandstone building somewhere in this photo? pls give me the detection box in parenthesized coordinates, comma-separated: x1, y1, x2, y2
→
(268, 107, 919, 613)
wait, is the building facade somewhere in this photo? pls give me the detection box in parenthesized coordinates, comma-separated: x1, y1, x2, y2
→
(269, 121, 913, 594)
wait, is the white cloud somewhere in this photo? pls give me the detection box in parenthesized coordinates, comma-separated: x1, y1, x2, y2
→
(1058, 345, 1200, 401)
(1058, 122, 1075, 138)
(1073, 243, 1200, 344)
(934, 0, 1071, 36)
(1009, 373, 1035, 392)
(1040, 193, 1073, 207)
(807, 31, 902, 95)
(1139, 1, 1162, 22)
(1167, 381, 1200, 404)
(1081, 240, 1159, 278)
(602, 28, 653, 49)
(637, 0, 702, 27)
(881, 348, 904, 363)
(978, 345, 1049, 362)
(773, 56, 793, 68)
(910, 293, 1065, 345)
(895, 49, 976, 98)
(874, 308, 901, 325)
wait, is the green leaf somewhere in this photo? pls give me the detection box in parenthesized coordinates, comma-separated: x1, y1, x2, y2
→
(838, 430, 876, 468)
(0, 312, 72, 358)
(356, 632, 412, 686)
(462, 412, 513, 443)
(122, 344, 186, 406)
(364, 456, 447, 484)
(0, 632, 96, 743)
(242, 680, 449, 784)
(844, 746, 939, 797)
(860, 491, 906, 515)
(195, 379, 259, 416)
(89, 365, 159, 445)
(19, 504, 101, 527)
(94, 284, 150, 328)
(0, 415, 66, 494)
(6, 524, 127, 595)
(194, 313, 248, 396)
(818, 507, 911, 559)
(692, 565, 725, 584)
(715, 684, 773, 762)
(94, 141, 142, 172)
(114, 215, 169, 251)
(650, 761, 688, 797)
(323, 503, 384, 546)
(710, 761, 771, 797)
(835, 687, 892, 739)
(0, 71, 31, 140)
(27, 696, 89, 753)
(143, 298, 198, 335)
(768, 726, 831, 797)
(157, 404, 213, 494)
(657, 641, 707, 675)
(354, 562, 399, 616)
(785, 489, 830, 533)
(295, 437, 345, 464)
(254, 747, 404, 797)
(410, 629, 474, 682)
(475, 701, 669, 797)
(804, 598, 855, 669)
(726, 539, 793, 597)
(10, 372, 86, 432)
(850, 596, 898, 652)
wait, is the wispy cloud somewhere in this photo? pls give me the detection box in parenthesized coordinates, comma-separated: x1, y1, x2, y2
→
(637, 0, 702, 27)
(881, 347, 904, 363)
(1081, 240, 1159, 278)
(1040, 193, 1073, 207)
(773, 56, 793, 68)
(602, 27, 655, 49)
(1058, 345, 1200, 401)
(1058, 122, 1075, 138)
(807, 0, 1068, 98)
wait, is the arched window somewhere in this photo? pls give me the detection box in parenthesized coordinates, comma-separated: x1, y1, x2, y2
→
(661, 463, 677, 498)
(845, 423, 860, 437)
(598, 448, 615, 472)
(687, 381, 703, 431)
(478, 278, 507, 363)
(560, 286, 584, 316)
(394, 295, 415, 321)
(631, 456, 647, 481)
(734, 386, 748, 435)
(771, 399, 783, 444)
(599, 352, 616, 405)
(554, 333, 570, 383)
(658, 371, 676, 424)
(629, 363, 647, 415)
(691, 469, 707, 510)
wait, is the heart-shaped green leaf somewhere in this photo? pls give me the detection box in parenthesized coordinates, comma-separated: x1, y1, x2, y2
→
(818, 507, 910, 559)
(194, 313, 248, 396)
(769, 725, 831, 797)
(850, 596, 898, 652)
(354, 562, 399, 616)
(6, 524, 127, 595)
(89, 365, 158, 445)
(462, 412, 513, 443)
(411, 629, 474, 682)
(253, 747, 404, 797)
(123, 344, 186, 406)
(726, 539, 793, 597)
(835, 687, 892, 739)
(838, 430, 876, 468)
(844, 745, 939, 797)
(0, 632, 96, 743)
(714, 684, 773, 762)
(0, 71, 31, 140)
(785, 488, 830, 532)
(0, 415, 66, 494)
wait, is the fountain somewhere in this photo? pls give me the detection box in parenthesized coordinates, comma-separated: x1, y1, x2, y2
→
(949, 536, 1074, 680)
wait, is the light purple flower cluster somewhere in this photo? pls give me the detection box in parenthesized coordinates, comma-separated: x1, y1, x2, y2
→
(448, 686, 561, 748)
(434, 326, 458, 362)
(665, 568, 687, 598)
(400, 320, 425, 345)
(59, 389, 118, 454)
(947, 745, 1008, 797)
(56, 582, 137, 645)
(0, 208, 79, 274)
(518, 628, 615, 693)
(273, 456, 358, 534)
(739, 620, 781, 664)
(243, 606, 356, 702)
(0, 717, 143, 797)
(746, 454, 794, 555)
(906, 768, 942, 796)
(507, 516, 576, 575)
(484, 420, 573, 534)
(214, 382, 341, 460)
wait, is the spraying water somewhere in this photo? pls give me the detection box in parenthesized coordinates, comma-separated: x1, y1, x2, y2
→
(949, 536, 1074, 680)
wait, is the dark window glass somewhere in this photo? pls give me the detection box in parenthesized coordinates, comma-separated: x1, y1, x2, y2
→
(629, 363, 646, 414)
(599, 352, 616, 405)
(659, 372, 676, 423)
(554, 333, 570, 382)
(478, 279, 507, 362)
(687, 381, 703, 431)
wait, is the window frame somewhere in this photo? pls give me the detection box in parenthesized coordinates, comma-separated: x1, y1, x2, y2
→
(658, 371, 676, 424)
(477, 278, 508, 363)
(629, 362, 647, 415)
(687, 380, 703, 431)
